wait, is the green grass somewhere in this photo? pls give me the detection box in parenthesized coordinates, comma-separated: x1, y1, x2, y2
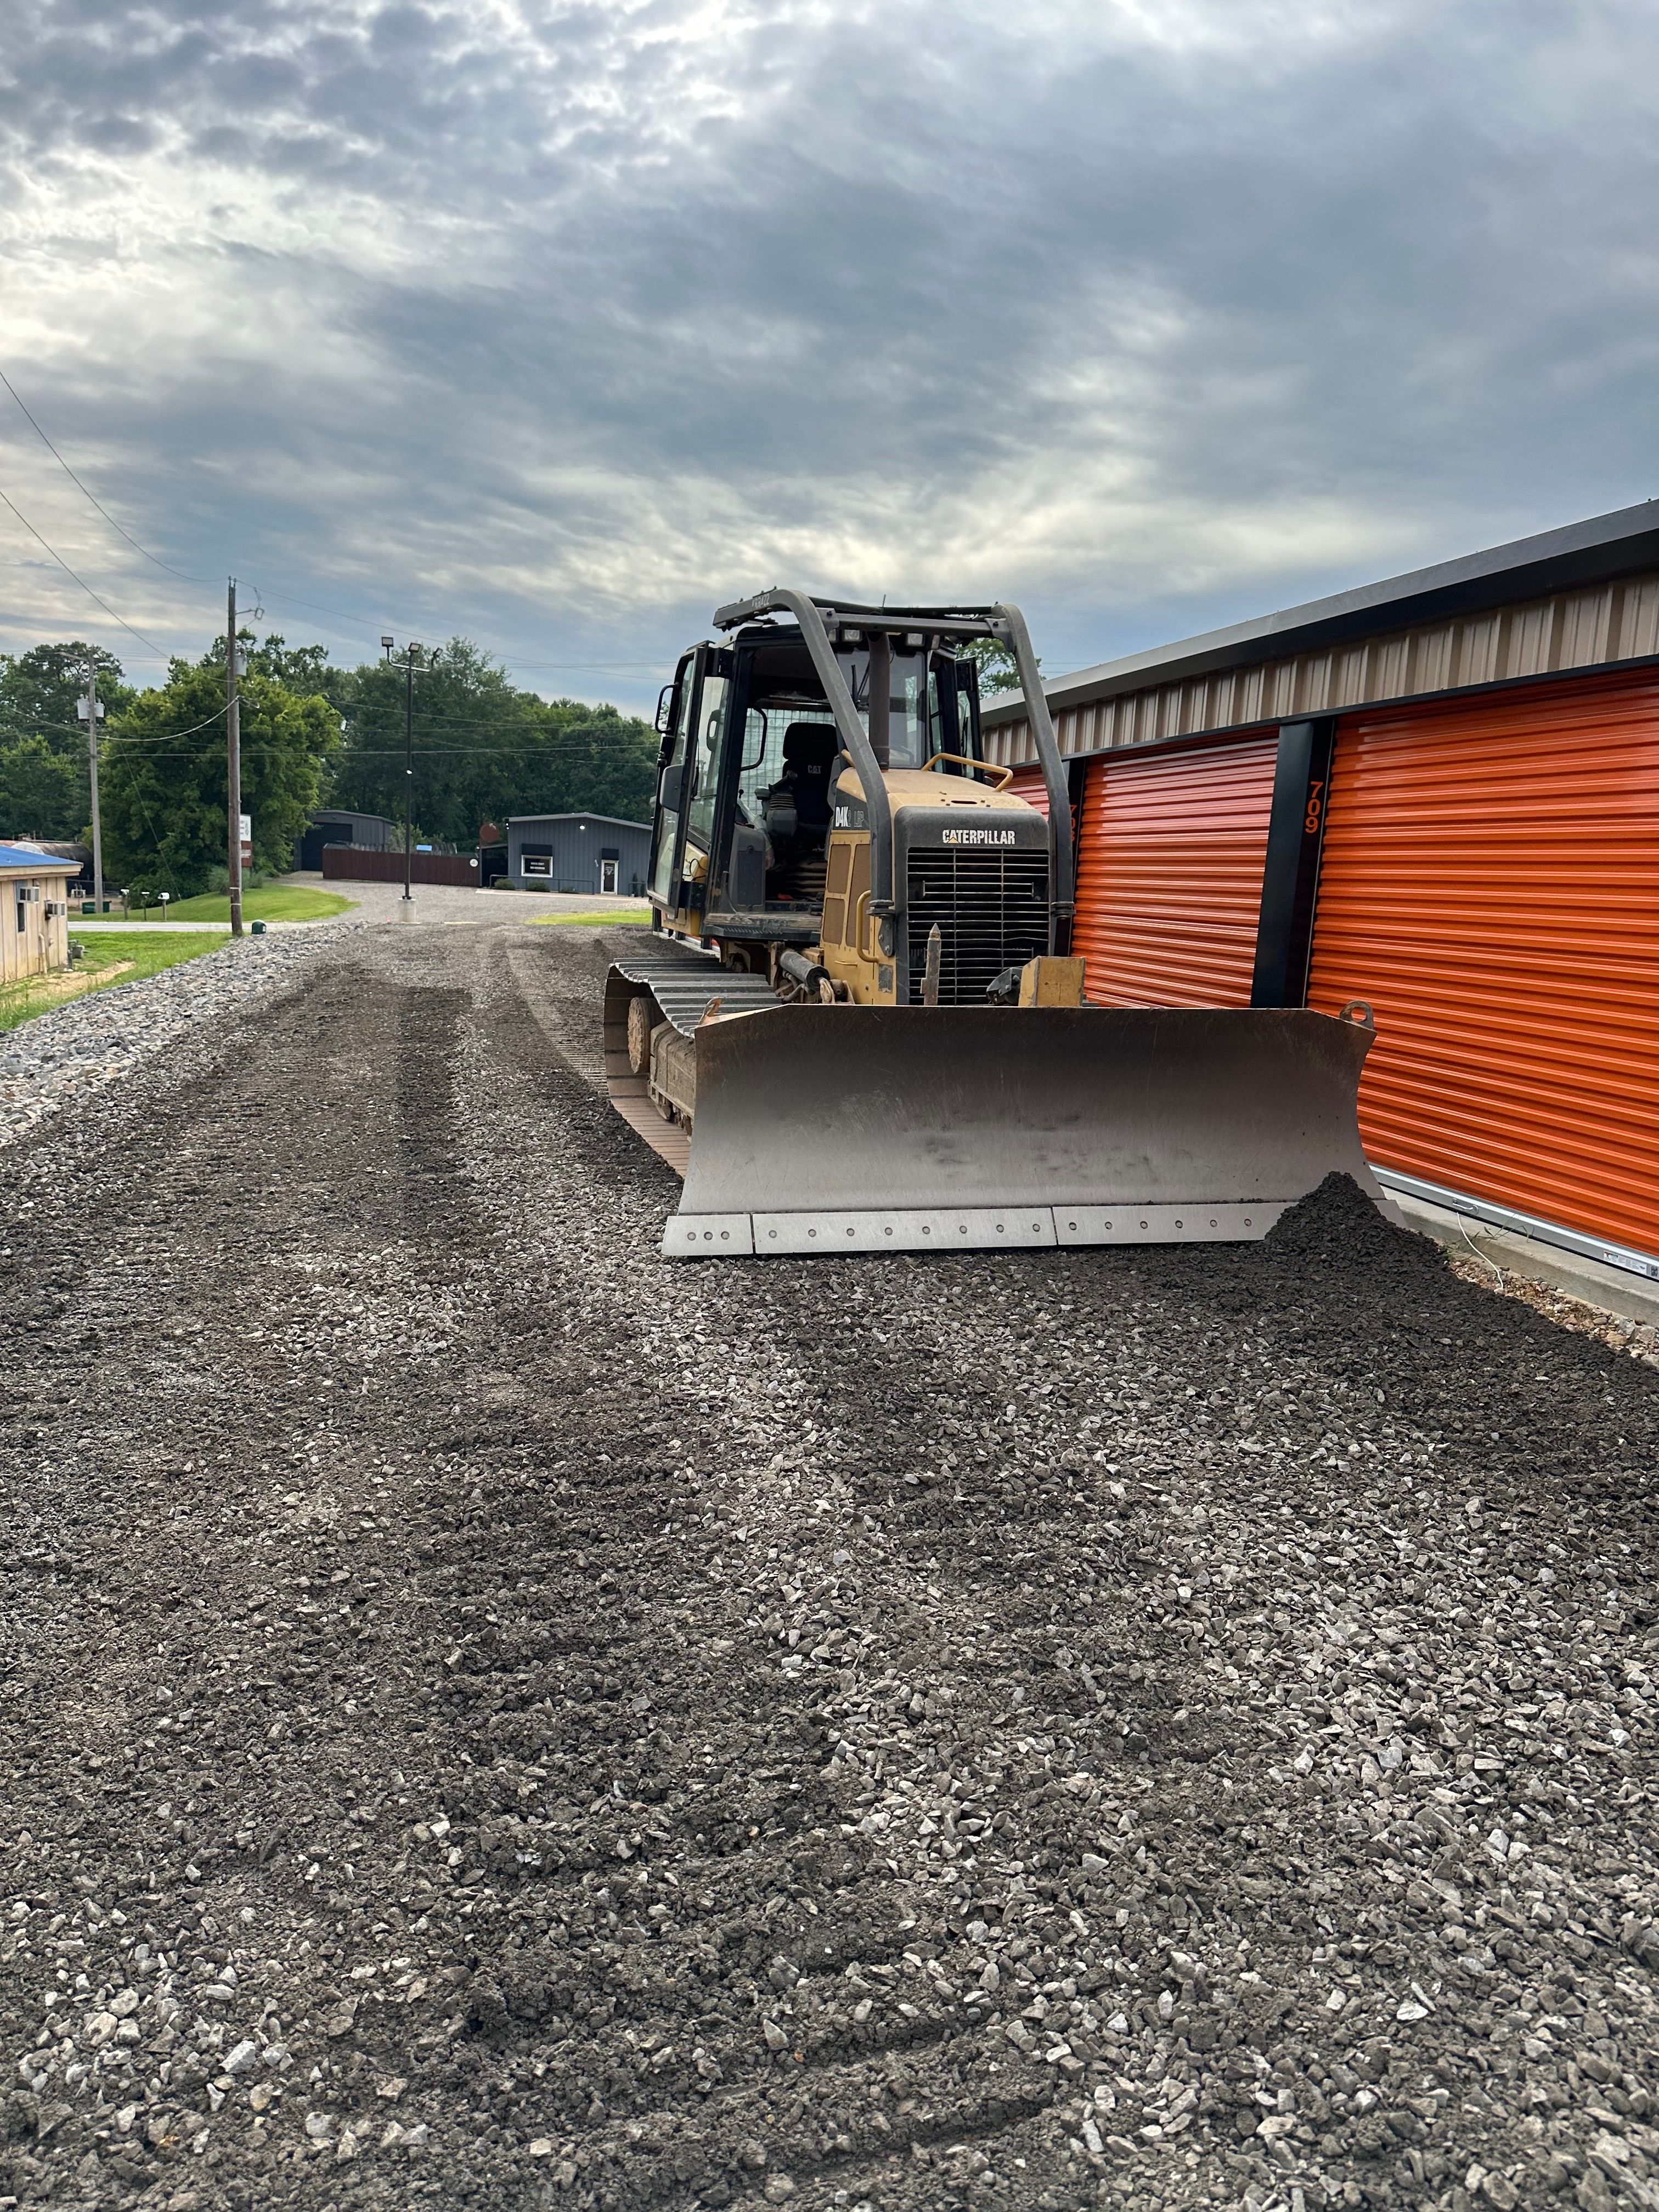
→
(120, 885, 354, 924)
(0, 930, 229, 1033)
(527, 907, 652, 927)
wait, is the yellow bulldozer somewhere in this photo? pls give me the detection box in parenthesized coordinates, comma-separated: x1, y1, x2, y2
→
(602, 589, 1379, 1257)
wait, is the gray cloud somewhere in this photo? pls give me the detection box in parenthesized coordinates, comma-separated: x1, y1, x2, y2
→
(1, 0, 1656, 706)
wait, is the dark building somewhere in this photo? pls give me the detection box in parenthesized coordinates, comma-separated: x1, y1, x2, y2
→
(505, 813, 650, 895)
(295, 809, 398, 871)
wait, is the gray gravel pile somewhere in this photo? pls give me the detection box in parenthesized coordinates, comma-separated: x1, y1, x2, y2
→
(0, 924, 359, 1147)
(1, 924, 1655, 2212)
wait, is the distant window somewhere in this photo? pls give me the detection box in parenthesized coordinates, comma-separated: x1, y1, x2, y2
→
(522, 854, 552, 877)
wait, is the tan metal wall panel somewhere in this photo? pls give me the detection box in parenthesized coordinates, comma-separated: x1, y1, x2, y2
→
(1307, 671, 1659, 1261)
(1506, 601, 1556, 681)
(1560, 586, 1612, 669)
(1617, 578, 1659, 659)
(994, 568, 1659, 778)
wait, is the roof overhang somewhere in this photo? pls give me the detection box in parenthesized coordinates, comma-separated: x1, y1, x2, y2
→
(505, 813, 650, 831)
(982, 499, 1659, 726)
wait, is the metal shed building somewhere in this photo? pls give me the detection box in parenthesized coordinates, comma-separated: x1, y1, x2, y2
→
(0, 843, 75, 983)
(295, 809, 398, 871)
(506, 814, 651, 895)
(983, 501, 1659, 1284)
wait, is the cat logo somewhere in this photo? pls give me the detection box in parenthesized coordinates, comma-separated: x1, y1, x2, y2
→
(941, 827, 1018, 847)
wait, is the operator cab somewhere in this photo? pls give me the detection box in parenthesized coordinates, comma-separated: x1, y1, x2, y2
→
(648, 621, 988, 943)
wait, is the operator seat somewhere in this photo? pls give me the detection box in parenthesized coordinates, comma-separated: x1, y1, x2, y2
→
(777, 722, 839, 834)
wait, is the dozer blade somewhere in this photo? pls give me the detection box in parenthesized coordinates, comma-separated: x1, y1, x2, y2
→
(658, 1003, 1381, 1258)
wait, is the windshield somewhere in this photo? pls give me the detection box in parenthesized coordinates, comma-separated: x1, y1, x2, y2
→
(833, 647, 978, 770)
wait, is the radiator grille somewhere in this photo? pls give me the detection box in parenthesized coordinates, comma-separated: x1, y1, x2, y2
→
(905, 848, 1049, 1003)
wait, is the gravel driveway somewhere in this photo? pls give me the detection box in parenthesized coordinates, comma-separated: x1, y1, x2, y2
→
(2, 924, 1655, 2212)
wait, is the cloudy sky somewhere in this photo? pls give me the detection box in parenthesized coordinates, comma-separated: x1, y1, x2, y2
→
(1, 0, 1655, 710)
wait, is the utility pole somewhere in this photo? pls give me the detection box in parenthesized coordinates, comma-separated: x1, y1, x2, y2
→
(383, 635, 421, 907)
(227, 577, 244, 938)
(78, 660, 104, 912)
(404, 642, 421, 905)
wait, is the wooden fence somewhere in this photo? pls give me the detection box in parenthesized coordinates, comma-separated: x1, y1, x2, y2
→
(322, 848, 478, 888)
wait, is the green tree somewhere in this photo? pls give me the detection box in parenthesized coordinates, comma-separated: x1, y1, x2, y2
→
(0, 737, 82, 840)
(101, 643, 339, 897)
(0, 640, 137, 841)
(0, 640, 133, 744)
(325, 642, 656, 844)
(246, 634, 350, 701)
(512, 703, 657, 824)
(962, 637, 1037, 699)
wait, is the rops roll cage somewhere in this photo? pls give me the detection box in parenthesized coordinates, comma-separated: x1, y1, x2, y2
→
(712, 589, 1074, 945)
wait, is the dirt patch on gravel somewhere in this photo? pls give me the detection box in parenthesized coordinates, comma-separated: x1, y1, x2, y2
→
(2, 925, 1656, 2212)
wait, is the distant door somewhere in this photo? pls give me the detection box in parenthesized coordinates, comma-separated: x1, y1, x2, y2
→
(600, 859, 618, 894)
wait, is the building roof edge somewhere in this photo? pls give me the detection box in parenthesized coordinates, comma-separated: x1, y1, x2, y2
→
(982, 499, 1659, 725)
(505, 812, 651, 831)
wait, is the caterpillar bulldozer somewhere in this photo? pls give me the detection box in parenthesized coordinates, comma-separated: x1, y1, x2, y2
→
(601, 589, 1380, 1258)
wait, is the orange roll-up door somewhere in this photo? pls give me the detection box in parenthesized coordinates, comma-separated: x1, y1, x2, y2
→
(1008, 765, 1049, 816)
(1073, 733, 1277, 1006)
(1307, 673, 1659, 1261)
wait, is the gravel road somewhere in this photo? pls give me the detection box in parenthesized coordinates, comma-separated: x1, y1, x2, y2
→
(0, 924, 359, 1148)
(2, 923, 1656, 2212)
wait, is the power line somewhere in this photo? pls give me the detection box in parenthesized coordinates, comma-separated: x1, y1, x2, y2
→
(6, 706, 230, 745)
(0, 366, 209, 584)
(0, 373, 668, 682)
(10, 712, 645, 752)
(99, 741, 650, 759)
(0, 481, 166, 653)
(0, 373, 633, 671)
(106, 704, 232, 744)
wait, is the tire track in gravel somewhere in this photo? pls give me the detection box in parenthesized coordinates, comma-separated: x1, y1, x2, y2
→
(732, 1205, 1659, 2212)
(466, 936, 1069, 2209)
(500, 934, 1659, 2212)
(1, 949, 518, 2207)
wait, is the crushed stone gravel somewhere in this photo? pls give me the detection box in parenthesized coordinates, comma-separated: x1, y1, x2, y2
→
(1, 922, 1656, 2212)
(1443, 1256, 1659, 1377)
(0, 923, 361, 1149)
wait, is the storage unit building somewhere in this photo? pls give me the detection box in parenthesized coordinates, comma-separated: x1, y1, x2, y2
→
(295, 809, 398, 871)
(983, 500, 1659, 1283)
(506, 814, 651, 895)
(0, 843, 75, 983)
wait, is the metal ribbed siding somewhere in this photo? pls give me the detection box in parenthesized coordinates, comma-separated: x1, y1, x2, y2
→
(1307, 673, 1659, 1261)
(1073, 735, 1277, 1007)
(982, 569, 1659, 769)
(1007, 765, 1049, 816)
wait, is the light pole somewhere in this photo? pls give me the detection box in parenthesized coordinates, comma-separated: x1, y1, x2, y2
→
(76, 661, 105, 913)
(381, 636, 422, 906)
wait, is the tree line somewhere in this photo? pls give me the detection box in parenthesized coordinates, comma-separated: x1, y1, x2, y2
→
(0, 636, 658, 898)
